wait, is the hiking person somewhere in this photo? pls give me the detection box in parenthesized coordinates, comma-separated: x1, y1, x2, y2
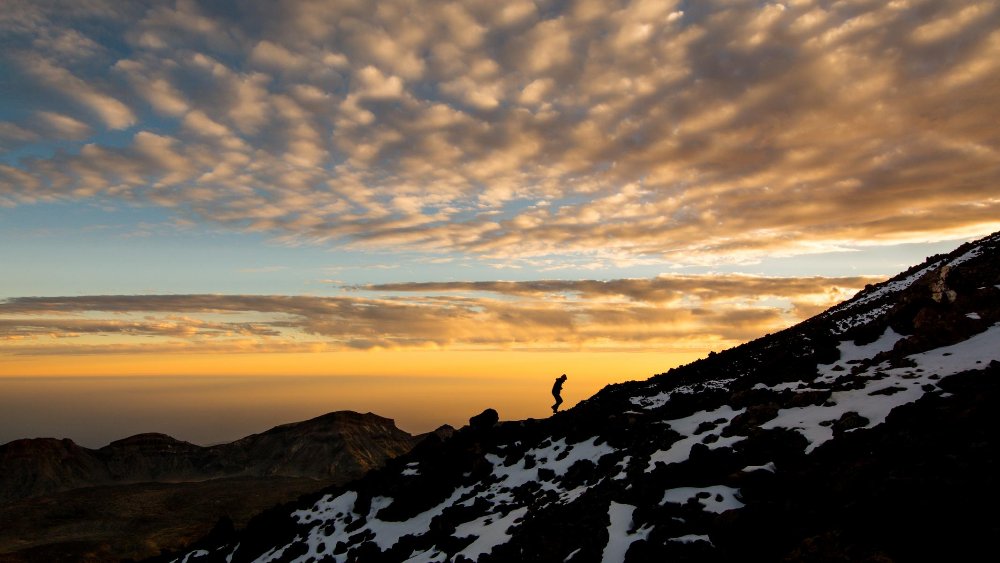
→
(552, 374, 568, 413)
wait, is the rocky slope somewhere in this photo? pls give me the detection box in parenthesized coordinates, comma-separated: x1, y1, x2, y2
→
(160, 231, 1000, 562)
(0, 412, 438, 562)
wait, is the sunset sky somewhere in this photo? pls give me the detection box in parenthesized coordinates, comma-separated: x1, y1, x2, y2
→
(2, 0, 998, 446)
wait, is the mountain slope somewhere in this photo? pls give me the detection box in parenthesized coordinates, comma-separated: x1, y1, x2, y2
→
(0, 412, 435, 562)
(162, 232, 1000, 563)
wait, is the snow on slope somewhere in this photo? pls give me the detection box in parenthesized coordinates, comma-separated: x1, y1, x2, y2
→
(602, 502, 651, 563)
(166, 232, 1000, 562)
(765, 323, 1000, 452)
(822, 231, 1000, 334)
(645, 405, 745, 471)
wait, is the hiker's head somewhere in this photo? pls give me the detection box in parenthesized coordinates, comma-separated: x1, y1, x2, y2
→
(560, 374, 567, 380)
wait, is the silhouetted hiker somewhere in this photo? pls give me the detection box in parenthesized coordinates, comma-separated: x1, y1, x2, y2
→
(552, 374, 568, 413)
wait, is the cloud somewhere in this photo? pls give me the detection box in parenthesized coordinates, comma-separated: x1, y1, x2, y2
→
(115, 59, 191, 117)
(0, 122, 38, 149)
(1, 0, 999, 264)
(249, 40, 309, 72)
(0, 273, 878, 355)
(34, 111, 92, 139)
(362, 274, 882, 304)
(14, 54, 135, 129)
(0, 316, 280, 340)
(353, 65, 405, 100)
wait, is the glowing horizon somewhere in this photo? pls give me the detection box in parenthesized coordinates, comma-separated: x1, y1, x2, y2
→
(3, 0, 997, 446)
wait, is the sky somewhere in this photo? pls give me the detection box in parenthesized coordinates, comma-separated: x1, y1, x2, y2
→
(1, 0, 998, 446)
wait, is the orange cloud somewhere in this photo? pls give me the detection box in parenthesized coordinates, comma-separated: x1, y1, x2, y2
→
(0, 274, 880, 357)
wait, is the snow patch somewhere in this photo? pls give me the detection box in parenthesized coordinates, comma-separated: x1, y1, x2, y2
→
(177, 551, 209, 563)
(255, 544, 292, 563)
(630, 378, 735, 410)
(754, 381, 818, 392)
(904, 323, 1000, 373)
(661, 486, 744, 513)
(817, 327, 906, 383)
(833, 304, 892, 334)
(404, 548, 447, 562)
(948, 245, 983, 267)
(742, 462, 776, 473)
(766, 323, 1000, 453)
(485, 436, 615, 494)
(668, 534, 714, 546)
(612, 455, 632, 480)
(646, 405, 745, 471)
(834, 260, 943, 313)
(454, 507, 529, 560)
(602, 502, 652, 563)
(294, 490, 358, 525)
(284, 485, 478, 561)
(365, 488, 472, 551)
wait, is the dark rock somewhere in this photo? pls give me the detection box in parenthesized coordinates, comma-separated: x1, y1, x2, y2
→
(694, 421, 717, 434)
(724, 403, 779, 437)
(469, 408, 500, 429)
(788, 390, 832, 408)
(832, 412, 870, 436)
(868, 386, 906, 396)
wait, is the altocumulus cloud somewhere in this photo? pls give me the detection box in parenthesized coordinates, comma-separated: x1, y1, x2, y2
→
(0, 274, 880, 354)
(1, 0, 999, 262)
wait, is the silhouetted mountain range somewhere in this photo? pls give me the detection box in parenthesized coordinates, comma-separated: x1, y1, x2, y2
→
(160, 231, 1000, 562)
(0, 412, 449, 561)
(0, 411, 429, 505)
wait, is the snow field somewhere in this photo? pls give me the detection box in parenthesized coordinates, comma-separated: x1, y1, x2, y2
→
(764, 323, 1000, 453)
(815, 327, 905, 383)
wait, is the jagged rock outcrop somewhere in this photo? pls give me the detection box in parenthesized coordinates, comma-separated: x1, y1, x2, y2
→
(160, 231, 1000, 563)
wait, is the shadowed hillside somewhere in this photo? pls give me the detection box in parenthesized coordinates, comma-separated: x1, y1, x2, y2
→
(159, 231, 1000, 562)
(0, 412, 446, 562)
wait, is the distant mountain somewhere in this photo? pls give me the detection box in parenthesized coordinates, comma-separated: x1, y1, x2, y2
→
(0, 412, 444, 562)
(161, 231, 1000, 562)
(0, 411, 423, 505)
